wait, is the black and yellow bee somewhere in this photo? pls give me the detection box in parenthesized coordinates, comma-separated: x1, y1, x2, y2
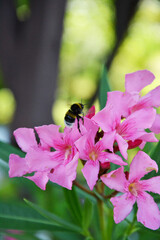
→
(64, 103, 84, 133)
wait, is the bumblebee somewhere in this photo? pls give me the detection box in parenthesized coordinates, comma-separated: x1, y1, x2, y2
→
(64, 103, 84, 133)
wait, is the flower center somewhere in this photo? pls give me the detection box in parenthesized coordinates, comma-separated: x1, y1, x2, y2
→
(89, 150, 98, 161)
(65, 145, 72, 160)
(128, 182, 140, 196)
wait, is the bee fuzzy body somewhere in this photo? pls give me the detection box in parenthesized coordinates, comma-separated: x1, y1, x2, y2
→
(64, 103, 84, 133)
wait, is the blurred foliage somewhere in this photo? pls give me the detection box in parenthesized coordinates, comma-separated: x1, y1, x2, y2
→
(53, 0, 160, 126)
(0, 89, 16, 125)
(15, 0, 30, 21)
(109, 0, 160, 92)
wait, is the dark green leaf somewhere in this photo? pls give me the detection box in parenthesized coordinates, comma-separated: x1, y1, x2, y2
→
(0, 201, 65, 232)
(82, 198, 93, 230)
(0, 141, 25, 163)
(99, 65, 111, 110)
(24, 198, 82, 234)
(63, 186, 83, 226)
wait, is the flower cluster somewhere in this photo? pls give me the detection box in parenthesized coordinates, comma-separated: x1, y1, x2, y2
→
(9, 70, 160, 230)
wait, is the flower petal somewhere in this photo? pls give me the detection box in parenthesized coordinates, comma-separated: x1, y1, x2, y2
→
(125, 70, 155, 93)
(140, 176, 160, 194)
(150, 114, 160, 134)
(26, 171, 49, 190)
(137, 192, 160, 230)
(99, 152, 127, 166)
(101, 167, 127, 192)
(129, 151, 158, 182)
(48, 153, 79, 190)
(115, 133, 128, 159)
(138, 132, 158, 143)
(9, 154, 29, 177)
(35, 124, 61, 149)
(75, 130, 95, 160)
(82, 160, 99, 190)
(100, 131, 116, 152)
(119, 108, 156, 141)
(14, 128, 37, 152)
(92, 102, 121, 133)
(25, 148, 60, 172)
(111, 193, 136, 223)
(145, 85, 160, 108)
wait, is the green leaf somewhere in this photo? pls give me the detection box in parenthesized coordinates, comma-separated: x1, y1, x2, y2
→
(99, 65, 111, 110)
(24, 198, 82, 234)
(63, 186, 83, 226)
(151, 141, 160, 164)
(0, 201, 65, 232)
(0, 141, 25, 163)
(82, 198, 93, 230)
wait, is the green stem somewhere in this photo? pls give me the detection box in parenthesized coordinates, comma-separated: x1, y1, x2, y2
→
(123, 212, 137, 240)
(97, 198, 106, 240)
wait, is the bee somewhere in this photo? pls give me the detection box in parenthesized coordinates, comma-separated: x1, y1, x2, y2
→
(64, 103, 84, 133)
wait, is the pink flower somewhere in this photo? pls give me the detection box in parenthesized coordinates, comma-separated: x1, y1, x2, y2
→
(9, 124, 81, 190)
(101, 151, 160, 230)
(115, 70, 160, 134)
(92, 98, 157, 159)
(75, 130, 127, 190)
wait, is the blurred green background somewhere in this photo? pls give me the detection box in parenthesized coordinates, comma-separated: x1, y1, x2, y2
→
(0, 0, 160, 128)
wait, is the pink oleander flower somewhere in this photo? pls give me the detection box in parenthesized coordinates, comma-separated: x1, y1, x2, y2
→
(9, 124, 81, 190)
(75, 129, 127, 190)
(107, 70, 160, 134)
(92, 97, 157, 159)
(101, 151, 160, 230)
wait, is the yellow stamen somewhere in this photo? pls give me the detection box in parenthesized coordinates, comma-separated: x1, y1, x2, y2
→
(89, 151, 98, 161)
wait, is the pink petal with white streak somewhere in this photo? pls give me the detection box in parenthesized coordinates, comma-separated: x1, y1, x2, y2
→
(82, 160, 100, 190)
(125, 70, 155, 93)
(14, 128, 37, 152)
(111, 193, 136, 223)
(137, 192, 160, 230)
(101, 167, 127, 192)
(129, 151, 158, 182)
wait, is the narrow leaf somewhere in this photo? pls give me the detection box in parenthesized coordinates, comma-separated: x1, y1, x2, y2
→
(0, 201, 65, 232)
(24, 198, 82, 234)
(0, 141, 25, 163)
(63, 186, 83, 226)
(99, 65, 111, 110)
(82, 198, 93, 230)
